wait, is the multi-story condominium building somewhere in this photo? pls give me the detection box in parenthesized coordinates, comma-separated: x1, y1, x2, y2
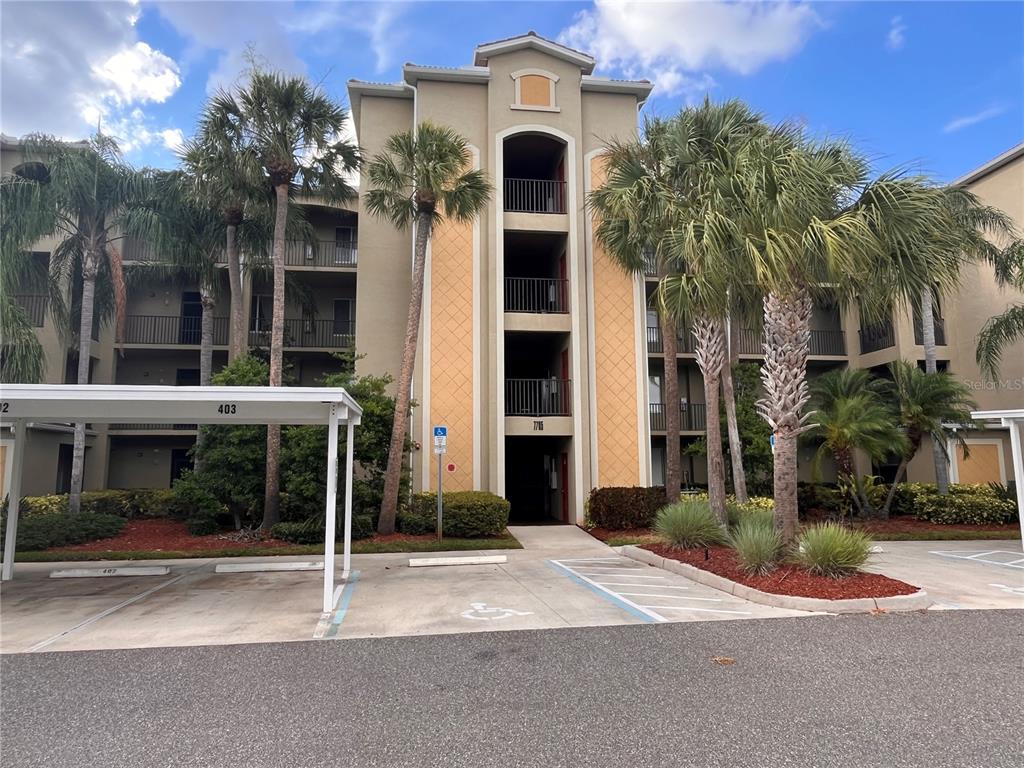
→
(2, 33, 1021, 523)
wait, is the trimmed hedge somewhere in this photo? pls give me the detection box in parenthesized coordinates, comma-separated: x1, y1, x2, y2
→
(1, 512, 125, 551)
(1, 489, 178, 519)
(913, 484, 1017, 525)
(270, 515, 376, 544)
(399, 491, 510, 537)
(586, 486, 669, 530)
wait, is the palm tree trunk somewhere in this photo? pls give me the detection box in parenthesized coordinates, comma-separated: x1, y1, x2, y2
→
(261, 184, 288, 531)
(226, 223, 244, 361)
(660, 311, 681, 502)
(880, 455, 911, 520)
(68, 252, 99, 515)
(721, 324, 748, 502)
(693, 315, 727, 525)
(194, 284, 216, 475)
(920, 287, 950, 494)
(378, 209, 433, 534)
(758, 290, 813, 543)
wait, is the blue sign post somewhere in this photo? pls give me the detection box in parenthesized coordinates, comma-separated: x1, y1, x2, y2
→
(433, 426, 448, 541)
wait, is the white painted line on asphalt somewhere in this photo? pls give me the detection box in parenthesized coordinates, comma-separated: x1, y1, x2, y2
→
(570, 566, 650, 573)
(549, 560, 668, 622)
(642, 605, 753, 615)
(598, 582, 689, 589)
(49, 566, 170, 578)
(408, 555, 507, 567)
(616, 593, 724, 602)
(27, 574, 190, 653)
(555, 557, 622, 563)
(578, 573, 667, 580)
(216, 561, 323, 573)
(930, 550, 1024, 570)
(965, 551, 998, 559)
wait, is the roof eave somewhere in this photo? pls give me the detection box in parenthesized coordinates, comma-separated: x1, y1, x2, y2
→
(951, 142, 1024, 187)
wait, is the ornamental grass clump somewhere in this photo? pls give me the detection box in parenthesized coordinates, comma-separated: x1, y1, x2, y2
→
(795, 523, 873, 578)
(653, 499, 725, 549)
(727, 503, 775, 531)
(729, 520, 783, 576)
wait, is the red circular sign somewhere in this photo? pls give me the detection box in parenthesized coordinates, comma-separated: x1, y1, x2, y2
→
(446, 462, 457, 473)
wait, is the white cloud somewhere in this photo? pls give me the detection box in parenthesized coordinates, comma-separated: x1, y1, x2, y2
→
(0, 1, 183, 158)
(160, 128, 186, 152)
(887, 16, 907, 51)
(943, 105, 1007, 134)
(559, 0, 821, 97)
(92, 42, 181, 105)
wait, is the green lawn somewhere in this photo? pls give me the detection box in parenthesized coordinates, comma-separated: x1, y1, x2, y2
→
(13, 533, 523, 562)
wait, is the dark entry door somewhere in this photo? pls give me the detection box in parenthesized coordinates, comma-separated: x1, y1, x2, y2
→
(170, 448, 193, 483)
(180, 291, 202, 344)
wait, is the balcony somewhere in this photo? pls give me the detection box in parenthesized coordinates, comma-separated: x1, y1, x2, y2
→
(121, 315, 229, 346)
(504, 277, 569, 314)
(646, 325, 695, 355)
(505, 378, 572, 416)
(914, 316, 947, 346)
(249, 318, 355, 349)
(809, 329, 846, 356)
(273, 239, 357, 269)
(14, 294, 47, 327)
(649, 403, 708, 432)
(859, 322, 895, 354)
(504, 179, 566, 214)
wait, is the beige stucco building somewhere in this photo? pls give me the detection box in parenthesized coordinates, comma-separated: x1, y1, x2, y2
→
(2, 34, 1021, 520)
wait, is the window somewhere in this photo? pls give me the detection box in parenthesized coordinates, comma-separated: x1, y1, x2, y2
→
(333, 299, 354, 335)
(251, 294, 272, 332)
(334, 227, 356, 265)
(510, 69, 560, 112)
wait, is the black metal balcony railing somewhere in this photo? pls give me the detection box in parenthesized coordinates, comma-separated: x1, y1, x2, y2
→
(504, 277, 569, 313)
(859, 322, 896, 354)
(504, 178, 566, 214)
(108, 423, 198, 432)
(505, 378, 572, 417)
(646, 326, 696, 355)
(914, 317, 947, 346)
(809, 329, 847, 356)
(277, 240, 357, 268)
(649, 403, 708, 432)
(248, 318, 355, 349)
(122, 315, 229, 346)
(14, 294, 47, 327)
(733, 328, 763, 356)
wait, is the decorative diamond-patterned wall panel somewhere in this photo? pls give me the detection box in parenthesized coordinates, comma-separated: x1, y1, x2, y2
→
(590, 156, 641, 487)
(428, 218, 475, 491)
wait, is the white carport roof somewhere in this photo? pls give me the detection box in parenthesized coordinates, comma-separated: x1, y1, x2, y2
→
(971, 409, 1024, 547)
(1, 384, 362, 613)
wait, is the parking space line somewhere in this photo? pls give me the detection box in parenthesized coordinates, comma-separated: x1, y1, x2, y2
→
(598, 582, 689, 589)
(616, 593, 723, 602)
(930, 550, 1024, 570)
(27, 573, 190, 653)
(555, 557, 622, 563)
(313, 571, 360, 640)
(576, 573, 667, 579)
(645, 605, 753, 615)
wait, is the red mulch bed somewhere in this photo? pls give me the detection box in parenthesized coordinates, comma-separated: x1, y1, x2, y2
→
(50, 519, 296, 553)
(588, 526, 654, 542)
(643, 543, 920, 600)
(852, 519, 1020, 536)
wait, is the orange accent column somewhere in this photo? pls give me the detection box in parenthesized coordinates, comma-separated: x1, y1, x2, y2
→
(428, 218, 475, 490)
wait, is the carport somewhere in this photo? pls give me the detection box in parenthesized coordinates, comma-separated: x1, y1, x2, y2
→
(971, 408, 1024, 546)
(0, 384, 362, 612)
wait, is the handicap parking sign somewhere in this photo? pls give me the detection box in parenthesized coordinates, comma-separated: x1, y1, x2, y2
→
(433, 426, 447, 438)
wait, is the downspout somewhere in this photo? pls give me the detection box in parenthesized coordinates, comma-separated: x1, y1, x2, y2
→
(406, 81, 419, 501)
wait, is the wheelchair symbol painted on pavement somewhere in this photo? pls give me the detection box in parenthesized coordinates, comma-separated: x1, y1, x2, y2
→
(461, 602, 534, 621)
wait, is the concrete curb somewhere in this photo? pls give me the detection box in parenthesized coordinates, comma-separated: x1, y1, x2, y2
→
(621, 545, 932, 614)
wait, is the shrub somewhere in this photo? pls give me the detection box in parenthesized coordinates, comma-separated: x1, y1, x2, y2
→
(401, 491, 510, 537)
(1, 489, 180, 520)
(171, 475, 228, 535)
(2, 512, 125, 551)
(270, 514, 376, 544)
(797, 483, 843, 516)
(794, 523, 873, 578)
(727, 503, 775, 531)
(185, 515, 221, 536)
(586, 486, 669, 529)
(653, 499, 726, 549)
(915, 490, 1016, 525)
(729, 520, 783, 575)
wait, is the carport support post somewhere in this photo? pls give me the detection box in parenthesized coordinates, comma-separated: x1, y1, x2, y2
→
(1006, 417, 1024, 549)
(342, 419, 354, 575)
(322, 405, 340, 614)
(2, 420, 26, 581)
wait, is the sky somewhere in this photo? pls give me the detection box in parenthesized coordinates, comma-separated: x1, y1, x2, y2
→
(1, 1, 1021, 182)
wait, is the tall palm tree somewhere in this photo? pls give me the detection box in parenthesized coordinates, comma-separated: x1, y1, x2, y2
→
(729, 126, 952, 542)
(976, 240, 1024, 379)
(588, 116, 683, 503)
(806, 368, 907, 516)
(366, 122, 492, 534)
(208, 69, 359, 530)
(9, 133, 148, 513)
(879, 360, 976, 517)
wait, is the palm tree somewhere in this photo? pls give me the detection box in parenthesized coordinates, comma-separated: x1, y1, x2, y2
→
(879, 360, 976, 517)
(9, 133, 147, 513)
(588, 116, 683, 503)
(208, 69, 359, 530)
(976, 241, 1024, 379)
(806, 368, 907, 516)
(366, 122, 492, 534)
